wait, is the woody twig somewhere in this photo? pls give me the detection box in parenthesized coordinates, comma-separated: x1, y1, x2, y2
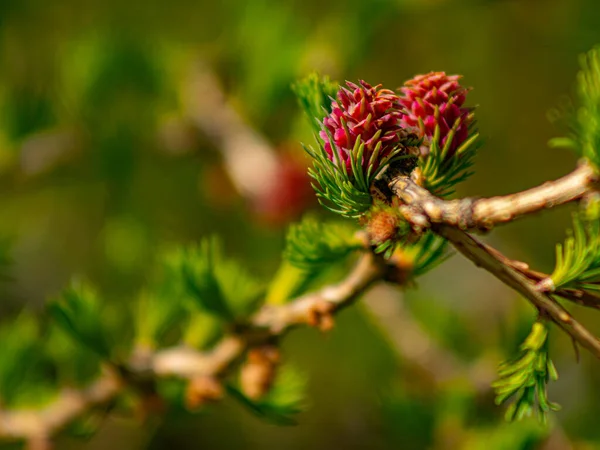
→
(386, 164, 600, 359)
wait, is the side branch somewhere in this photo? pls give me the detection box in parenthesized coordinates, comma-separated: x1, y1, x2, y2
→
(152, 252, 385, 378)
(253, 252, 385, 334)
(387, 168, 600, 359)
(0, 369, 121, 443)
(0, 253, 386, 444)
(388, 162, 598, 231)
(483, 243, 600, 310)
(438, 226, 600, 359)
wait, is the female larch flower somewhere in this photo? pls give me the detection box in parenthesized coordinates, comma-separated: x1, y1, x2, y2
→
(320, 81, 407, 172)
(398, 72, 472, 156)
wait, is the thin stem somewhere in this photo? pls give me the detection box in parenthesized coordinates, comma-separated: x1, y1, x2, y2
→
(0, 368, 121, 441)
(253, 252, 385, 334)
(438, 226, 600, 359)
(483, 241, 600, 310)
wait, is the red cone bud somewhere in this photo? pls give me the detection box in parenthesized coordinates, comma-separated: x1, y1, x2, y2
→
(399, 72, 472, 156)
(320, 81, 407, 172)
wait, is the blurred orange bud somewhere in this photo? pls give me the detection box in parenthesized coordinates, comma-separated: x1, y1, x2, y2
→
(185, 376, 223, 410)
(306, 299, 336, 332)
(240, 345, 281, 400)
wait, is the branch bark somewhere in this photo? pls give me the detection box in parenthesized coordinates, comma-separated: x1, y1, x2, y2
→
(0, 369, 121, 442)
(437, 226, 600, 359)
(387, 168, 600, 358)
(483, 241, 600, 310)
(388, 162, 598, 231)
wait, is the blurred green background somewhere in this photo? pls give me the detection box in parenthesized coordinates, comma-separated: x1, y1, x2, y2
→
(2, 0, 600, 448)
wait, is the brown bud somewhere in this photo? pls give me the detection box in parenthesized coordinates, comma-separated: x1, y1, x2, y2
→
(240, 345, 281, 400)
(367, 209, 399, 245)
(306, 299, 336, 332)
(185, 376, 223, 410)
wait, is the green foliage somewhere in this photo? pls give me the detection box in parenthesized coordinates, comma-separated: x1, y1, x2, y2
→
(3, 6, 600, 444)
(379, 384, 436, 449)
(284, 215, 363, 271)
(137, 247, 206, 347)
(0, 313, 40, 405)
(227, 365, 307, 425)
(372, 238, 397, 260)
(136, 247, 221, 349)
(264, 217, 364, 305)
(304, 137, 372, 218)
(419, 113, 480, 196)
(230, 1, 304, 125)
(181, 313, 221, 349)
(549, 196, 600, 291)
(3, 88, 55, 142)
(46, 323, 103, 387)
(136, 244, 226, 350)
(373, 228, 450, 273)
(135, 288, 188, 348)
(406, 231, 451, 277)
(64, 412, 108, 442)
(265, 262, 314, 305)
(61, 34, 165, 119)
(492, 321, 560, 424)
(305, 134, 419, 218)
(169, 237, 264, 322)
(575, 47, 600, 168)
(463, 419, 548, 450)
(216, 260, 264, 320)
(292, 72, 339, 134)
(180, 239, 239, 320)
(49, 280, 115, 360)
(549, 46, 600, 169)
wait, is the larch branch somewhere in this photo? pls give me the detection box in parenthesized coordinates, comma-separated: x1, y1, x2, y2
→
(482, 241, 600, 310)
(0, 252, 386, 442)
(387, 165, 600, 359)
(436, 227, 600, 359)
(149, 252, 385, 379)
(0, 369, 121, 442)
(388, 162, 598, 231)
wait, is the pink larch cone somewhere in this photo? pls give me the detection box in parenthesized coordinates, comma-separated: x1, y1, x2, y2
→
(398, 72, 472, 156)
(320, 81, 408, 172)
